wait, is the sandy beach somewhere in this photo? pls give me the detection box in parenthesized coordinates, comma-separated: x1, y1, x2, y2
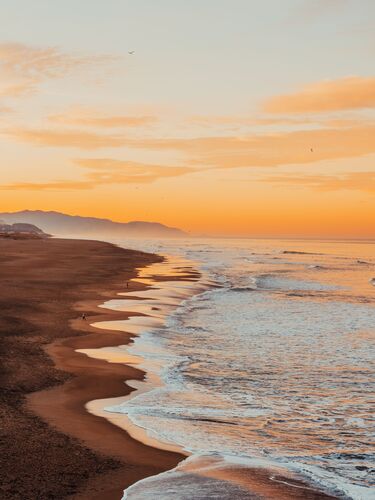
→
(0, 238, 183, 499)
(0, 237, 343, 499)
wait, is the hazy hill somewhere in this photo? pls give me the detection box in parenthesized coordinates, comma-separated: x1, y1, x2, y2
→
(0, 211, 186, 238)
(0, 222, 47, 235)
(0, 221, 49, 239)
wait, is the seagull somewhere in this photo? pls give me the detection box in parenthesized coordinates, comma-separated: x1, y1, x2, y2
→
(128, 51, 135, 55)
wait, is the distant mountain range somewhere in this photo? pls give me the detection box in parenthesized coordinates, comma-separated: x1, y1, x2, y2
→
(0, 211, 186, 239)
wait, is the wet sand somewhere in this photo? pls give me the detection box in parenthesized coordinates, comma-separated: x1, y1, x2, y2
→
(0, 238, 183, 499)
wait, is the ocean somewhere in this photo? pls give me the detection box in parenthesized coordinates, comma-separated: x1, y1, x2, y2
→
(83, 238, 375, 499)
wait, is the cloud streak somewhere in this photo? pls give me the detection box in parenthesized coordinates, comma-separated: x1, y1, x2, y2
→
(4, 128, 128, 149)
(262, 171, 375, 192)
(4, 123, 375, 169)
(0, 158, 192, 191)
(263, 76, 375, 113)
(0, 42, 114, 99)
(49, 107, 157, 128)
(127, 124, 375, 169)
(188, 115, 319, 128)
(188, 114, 372, 129)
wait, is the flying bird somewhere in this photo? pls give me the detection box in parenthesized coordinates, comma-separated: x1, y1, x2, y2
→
(128, 51, 135, 55)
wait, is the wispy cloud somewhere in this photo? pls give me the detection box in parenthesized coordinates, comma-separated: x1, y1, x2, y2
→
(0, 42, 115, 99)
(262, 171, 375, 192)
(0, 104, 12, 113)
(0, 158, 192, 191)
(49, 106, 157, 128)
(3, 128, 128, 149)
(4, 122, 375, 168)
(321, 118, 373, 128)
(263, 76, 375, 113)
(127, 124, 375, 168)
(0, 180, 93, 191)
(188, 114, 372, 129)
(188, 115, 318, 128)
(75, 158, 192, 182)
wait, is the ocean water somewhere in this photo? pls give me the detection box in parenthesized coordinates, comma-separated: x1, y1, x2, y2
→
(95, 239, 375, 499)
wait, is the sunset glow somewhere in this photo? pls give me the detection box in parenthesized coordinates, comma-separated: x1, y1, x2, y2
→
(1, 0, 374, 238)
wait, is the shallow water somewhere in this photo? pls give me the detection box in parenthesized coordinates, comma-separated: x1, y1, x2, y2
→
(92, 239, 375, 499)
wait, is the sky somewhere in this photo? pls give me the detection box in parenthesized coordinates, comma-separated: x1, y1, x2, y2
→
(0, 0, 374, 238)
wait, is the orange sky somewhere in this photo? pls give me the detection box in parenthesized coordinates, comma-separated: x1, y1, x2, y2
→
(0, 1, 374, 238)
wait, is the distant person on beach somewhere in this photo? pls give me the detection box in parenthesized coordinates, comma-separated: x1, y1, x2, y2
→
(126, 282, 129, 288)
(81, 313, 86, 320)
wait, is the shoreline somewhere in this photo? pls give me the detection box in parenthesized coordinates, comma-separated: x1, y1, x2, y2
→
(0, 238, 184, 499)
(68, 251, 339, 500)
(27, 304, 187, 499)
(1, 237, 341, 499)
(78, 255, 205, 459)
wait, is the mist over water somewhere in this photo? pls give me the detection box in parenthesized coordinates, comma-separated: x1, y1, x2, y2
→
(104, 238, 375, 499)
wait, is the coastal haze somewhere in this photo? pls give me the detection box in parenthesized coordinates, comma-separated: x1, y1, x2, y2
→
(0, 210, 186, 238)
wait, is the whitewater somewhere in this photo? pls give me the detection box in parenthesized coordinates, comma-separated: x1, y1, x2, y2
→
(88, 238, 375, 499)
